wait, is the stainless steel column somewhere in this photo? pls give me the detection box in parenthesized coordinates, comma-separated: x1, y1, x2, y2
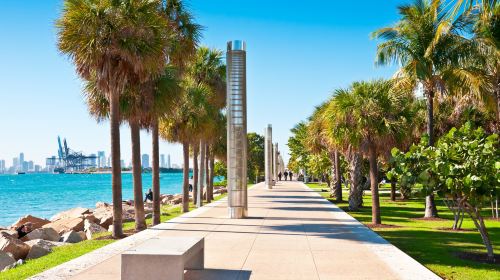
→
(226, 40, 247, 218)
(265, 125, 273, 189)
(273, 143, 278, 184)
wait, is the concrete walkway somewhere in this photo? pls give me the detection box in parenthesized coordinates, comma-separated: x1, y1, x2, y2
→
(31, 181, 440, 280)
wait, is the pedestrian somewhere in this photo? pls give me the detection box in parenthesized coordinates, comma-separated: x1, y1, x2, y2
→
(289, 171, 293, 181)
(144, 188, 153, 202)
(278, 172, 282, 181)
(284, 170, 289, 181)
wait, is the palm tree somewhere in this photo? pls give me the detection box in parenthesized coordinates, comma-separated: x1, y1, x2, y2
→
(84, 70, 179, 231)
(187, 47, 226, 206)
(159, 81, 212, 212)
(145, 0, 202, 225)
(57, 0, 169, 238)
(325, 80, 415, 224)
(306, 103, 343, 202)
(372, 0, 482, 217)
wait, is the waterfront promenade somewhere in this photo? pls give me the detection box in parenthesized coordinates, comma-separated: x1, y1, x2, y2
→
(30, 181, 439, 280)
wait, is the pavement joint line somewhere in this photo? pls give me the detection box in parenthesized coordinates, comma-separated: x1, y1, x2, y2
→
(237, 183, 269, 280)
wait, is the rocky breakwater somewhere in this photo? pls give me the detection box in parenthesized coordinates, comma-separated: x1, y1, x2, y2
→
(0, 192, 192, 272)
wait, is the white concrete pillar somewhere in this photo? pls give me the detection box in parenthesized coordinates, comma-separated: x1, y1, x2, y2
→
(226, 40, 248, 218)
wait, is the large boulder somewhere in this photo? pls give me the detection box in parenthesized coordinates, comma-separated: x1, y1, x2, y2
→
(25, 228, 60, 242)
(0, 235, 30, 260)
(10, 215, 50, 230)
(0, 251, 16, 271)
(84, 220, 106, 240)
(169, 196, 182, 205)
(25, 239, 65, 251)
(93, 208, 113, 229)
(83, 214, 97, 224)
(50, 207, 91, 222)
(26, 244, 50, 260)
(43, 217, 84, 234)
(60, 231, 83, 243)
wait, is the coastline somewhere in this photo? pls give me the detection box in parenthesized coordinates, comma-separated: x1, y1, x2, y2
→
(0, 173, 190, 226)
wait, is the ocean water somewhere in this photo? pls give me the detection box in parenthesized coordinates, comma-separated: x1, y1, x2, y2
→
(0, 173, 187, 227)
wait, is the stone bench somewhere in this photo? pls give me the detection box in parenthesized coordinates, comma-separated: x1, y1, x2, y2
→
(121, 236, 204, 280)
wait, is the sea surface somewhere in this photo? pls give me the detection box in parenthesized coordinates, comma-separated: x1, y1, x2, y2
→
(0, 173, 189, 227)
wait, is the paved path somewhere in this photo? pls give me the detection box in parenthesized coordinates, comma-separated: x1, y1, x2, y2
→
(31, 181, 440, 280)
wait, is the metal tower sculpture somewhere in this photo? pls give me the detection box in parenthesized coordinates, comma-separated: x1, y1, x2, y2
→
(265, 125, 273, 189)
(226, 40, 248, 218)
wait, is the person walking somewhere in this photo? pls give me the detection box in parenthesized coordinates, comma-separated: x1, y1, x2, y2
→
(289, 171, 293, 181)
(278, 172, 282, 181)
(284, 170, 289, 181)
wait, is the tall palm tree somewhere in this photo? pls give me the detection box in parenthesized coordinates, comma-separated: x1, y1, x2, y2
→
(372, 0, 482, 217)
(187, 47, 226, 206)
(84, 68, 179, 231)
(147, 0, 202, 225)
(57, 0, 169, 238)
(325, 80, 415, 224)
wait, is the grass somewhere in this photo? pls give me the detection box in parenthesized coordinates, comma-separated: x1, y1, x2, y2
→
(307, 183, 500, 280)
(1, 193, 228, 280)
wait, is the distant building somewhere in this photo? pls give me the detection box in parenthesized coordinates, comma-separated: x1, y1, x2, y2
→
(19, 153, 24, 171)
(120, 160, 125, 168)
(97, 151, 106, 168)
(27, 161, 34, 171)
(34, 165, 41, 172)
(0, 160, 5, 173)
(13, 157, 19, 172)
(141, 154, 150, 168)
(167, 154, 171, 168)
(160, 154, 165, 168)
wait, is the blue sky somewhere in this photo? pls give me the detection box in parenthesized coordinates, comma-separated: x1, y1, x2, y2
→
(0, 0, 403, 167)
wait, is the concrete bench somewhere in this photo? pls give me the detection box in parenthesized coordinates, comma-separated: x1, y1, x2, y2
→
(121, 236, 204, 280)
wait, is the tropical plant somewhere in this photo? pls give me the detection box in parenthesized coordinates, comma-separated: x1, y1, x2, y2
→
(307, 102, 343, 201)
(420, 123, 498, 259)
(57, 0, 169, 237)
(324, 79, 416, 224)
(372, 0, 483, 217)
(214, 161, 227, 180)
(287, 122, 310, 177)
(247, 133, 265, 183)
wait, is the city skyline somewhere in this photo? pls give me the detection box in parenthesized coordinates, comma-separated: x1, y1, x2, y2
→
(0, 149, 177, 174)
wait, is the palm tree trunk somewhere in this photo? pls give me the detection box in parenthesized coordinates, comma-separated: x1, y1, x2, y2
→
(427, 92, 435, 146)
(109, 91, 123, 238)
(205, 144, 210, 202)
(130, 121, 146, 231)
(368, 144, 381, 225)
(197, 141, 206, 207)
(348, 151, 363, 211)
(425, 90, 439, 218)
(333, 150, 342, 202)
(209, 153, 215, 201)
(151, 119, 161, 225)
(182, 142, 190, 213)
(390, 180, 396, 201)
(193, 145, 199, 205)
